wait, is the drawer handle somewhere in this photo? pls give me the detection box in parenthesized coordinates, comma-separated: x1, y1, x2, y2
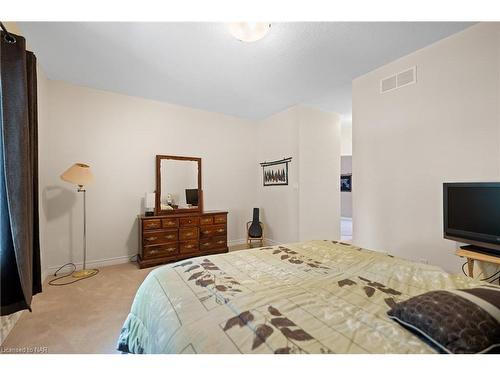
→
(185, 244, 194, 249)
(146, 223, 158, 228)
(217, 229, 225, 233)
(165, 235, 175, 240)
(202, 242, 211, 246)
(148, 246, 176, 254)
(146, 236, 158, 241)
(217, 240, 225, 244)
(203, 231, 210, 234)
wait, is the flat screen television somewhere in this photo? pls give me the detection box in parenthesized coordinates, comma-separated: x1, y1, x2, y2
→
(443, 182, 500, 255)
(185, 188, 198, 206)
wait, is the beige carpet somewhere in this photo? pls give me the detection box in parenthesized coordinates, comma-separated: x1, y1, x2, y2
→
(2, 262, 152, 354)
(1, 244, 257, 354)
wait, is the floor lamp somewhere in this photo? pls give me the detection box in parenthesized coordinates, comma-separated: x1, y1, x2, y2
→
(60, 163, 98, 279)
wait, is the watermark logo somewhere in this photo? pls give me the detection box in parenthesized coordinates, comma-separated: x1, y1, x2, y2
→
(0, 346, 48, 354)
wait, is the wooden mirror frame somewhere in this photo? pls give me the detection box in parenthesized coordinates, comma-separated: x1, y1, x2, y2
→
(155, 155, 203, 215)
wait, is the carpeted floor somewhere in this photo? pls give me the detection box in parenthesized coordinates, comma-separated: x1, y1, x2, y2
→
(1, 244, 258, 354)
(2, 262, 151, 354)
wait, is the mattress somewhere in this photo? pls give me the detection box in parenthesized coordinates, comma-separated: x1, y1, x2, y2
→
(118, 240, 482, 354)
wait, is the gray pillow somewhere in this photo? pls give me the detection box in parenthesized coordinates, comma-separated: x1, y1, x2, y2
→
(387, 285, 500, 354)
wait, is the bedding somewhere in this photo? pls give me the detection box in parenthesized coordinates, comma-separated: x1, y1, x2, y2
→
(118, 240, 484, 354)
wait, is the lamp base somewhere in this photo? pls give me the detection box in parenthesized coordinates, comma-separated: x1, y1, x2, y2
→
(72, 269, 98, 278)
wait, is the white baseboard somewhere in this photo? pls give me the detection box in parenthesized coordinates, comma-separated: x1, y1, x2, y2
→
(228, 238, 282, 247)
(264, 238, 282, 246)
(228, 238, 247, 246)
(44, 255, 132, 280)
(41, 269, 52, 284)
(43, 238, 283, 281)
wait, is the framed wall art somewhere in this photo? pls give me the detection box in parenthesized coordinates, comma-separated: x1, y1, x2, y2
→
(341, 174, 352, 192)
(260, 157, 292, 186)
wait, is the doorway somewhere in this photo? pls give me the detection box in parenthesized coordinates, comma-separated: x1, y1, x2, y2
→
(340, 119, 352, 242)
(340, 156, 352, 241)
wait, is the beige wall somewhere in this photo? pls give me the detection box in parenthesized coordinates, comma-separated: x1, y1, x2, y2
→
(341, 120, 352, 156)
(3, 22, 21, 35)
(256, 105, 341, 243)
(42, 84, 342, 271)
(298, 106, 341, 241)
(42, 80, 258, 271)
(353, 23, 500, 272)
(256, 107, 300, 243)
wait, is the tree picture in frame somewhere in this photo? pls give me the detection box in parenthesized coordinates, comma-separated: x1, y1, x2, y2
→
(260, 157, 292, 186)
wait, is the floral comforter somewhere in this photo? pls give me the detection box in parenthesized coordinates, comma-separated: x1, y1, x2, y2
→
(118, 240, 481, 354)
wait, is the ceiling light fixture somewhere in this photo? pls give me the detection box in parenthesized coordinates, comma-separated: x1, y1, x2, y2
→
(228, 23, 271, 42)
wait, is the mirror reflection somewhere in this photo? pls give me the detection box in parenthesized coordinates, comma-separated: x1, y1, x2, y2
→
(160, 159, 199, 210)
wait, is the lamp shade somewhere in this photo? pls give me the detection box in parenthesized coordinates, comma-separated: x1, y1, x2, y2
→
(60, 163, 94, 187)
(145, 192, 155, 210)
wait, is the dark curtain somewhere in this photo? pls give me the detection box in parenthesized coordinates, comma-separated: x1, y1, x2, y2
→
(0, 31, 42, 316)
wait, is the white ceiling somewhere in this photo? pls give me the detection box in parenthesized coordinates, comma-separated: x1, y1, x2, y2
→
(19, 22, 473, 120)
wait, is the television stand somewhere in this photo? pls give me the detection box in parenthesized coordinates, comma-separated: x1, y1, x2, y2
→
(455, 245, 500, 278)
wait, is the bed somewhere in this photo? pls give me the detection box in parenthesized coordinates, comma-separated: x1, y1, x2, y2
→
(117, 240, 483, 354)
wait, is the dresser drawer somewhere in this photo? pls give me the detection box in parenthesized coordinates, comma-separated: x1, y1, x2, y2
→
(199, 238, 214, 251)
(179, 227, 199, 241)
(212, 235, 227, 248)
(162, 218, 179, 228)
(143, 230, 178, 246)
(200, 236, 227, 251)
(142, 219, 162, 231)
(179, 217, 199, 227)
(200, 224, 226, 238)
(200, 216, 213, 225)
(213, 214, 227, 224)
(179, 240, 199, 254)
(143, 243, 178, 259)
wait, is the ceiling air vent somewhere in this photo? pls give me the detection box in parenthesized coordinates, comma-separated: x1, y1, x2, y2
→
(380, 66, 417, 94)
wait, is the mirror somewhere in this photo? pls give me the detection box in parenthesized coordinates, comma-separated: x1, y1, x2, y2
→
(155, 155, 202, 215)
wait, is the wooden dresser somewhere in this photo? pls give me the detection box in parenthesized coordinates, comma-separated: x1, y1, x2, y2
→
(137, 210, 228, 268)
